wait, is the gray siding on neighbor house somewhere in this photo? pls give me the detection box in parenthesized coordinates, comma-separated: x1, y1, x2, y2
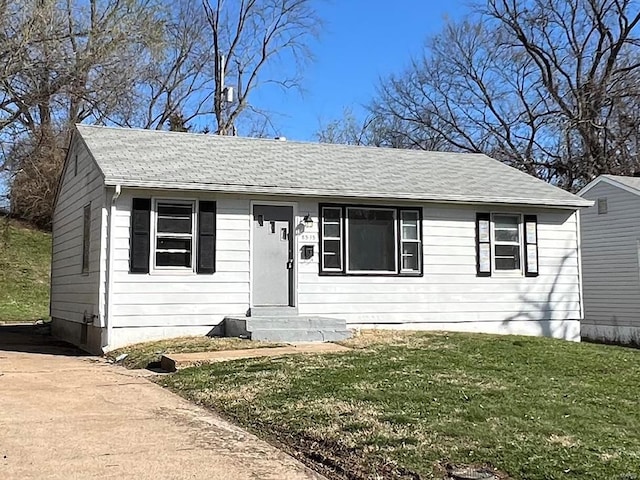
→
(50, 135, 105, 324)
(580, 182, 640, 332)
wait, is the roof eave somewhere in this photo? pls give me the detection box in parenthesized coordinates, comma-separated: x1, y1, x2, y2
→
(104, 179, 592, 209)
(579, 175, 640, 198)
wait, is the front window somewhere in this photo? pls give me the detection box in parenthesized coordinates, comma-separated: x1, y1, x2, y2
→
(347, 208, 397, 273)
(154, 201, 195, 269)
(492, 214, 521, 272)
(320, 205, 422, 275)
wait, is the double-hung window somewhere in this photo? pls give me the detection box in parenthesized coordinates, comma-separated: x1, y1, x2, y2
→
(321, 207, 343, 271)
(476, 212, 538, 276)
(320, 205, 422, 275)
(154, 201, 195, 269)
(130, 198, 217, 274)
(492, 214, 521, 272)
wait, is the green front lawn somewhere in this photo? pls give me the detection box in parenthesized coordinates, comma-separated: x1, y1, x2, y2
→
(0, 218, 51, 322)
(160, 331, 640, 480)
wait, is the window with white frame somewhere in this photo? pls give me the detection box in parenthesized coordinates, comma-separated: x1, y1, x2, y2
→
(321, 207, 343, 271)
(492, 214, 522, 271)
(320, 205, 422, 275)
(154, 201, 195, 269)
(400, 210, 421, 272)
(130, 198, 216, 274)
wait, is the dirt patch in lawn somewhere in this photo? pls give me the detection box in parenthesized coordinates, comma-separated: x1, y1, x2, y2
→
(340, 329, 454, 350)
(259, 426, 425, 480)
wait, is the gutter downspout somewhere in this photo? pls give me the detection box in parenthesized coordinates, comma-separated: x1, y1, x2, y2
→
(105, 185, 121, 350)
(576, 209, 585, 342)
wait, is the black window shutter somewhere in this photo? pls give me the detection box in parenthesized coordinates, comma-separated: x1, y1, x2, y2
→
(476, 212, 491, 277)
(524, 214, 539, 277)
(197, 201, 216, 274)
(130, 198, 151, 273)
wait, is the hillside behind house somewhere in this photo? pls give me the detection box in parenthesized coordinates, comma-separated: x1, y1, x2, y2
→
(0, 217, 51, 322)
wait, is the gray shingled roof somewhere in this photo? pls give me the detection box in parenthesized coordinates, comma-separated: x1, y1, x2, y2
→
(75, 124, 590, 208)
(601, 175, 640, 194)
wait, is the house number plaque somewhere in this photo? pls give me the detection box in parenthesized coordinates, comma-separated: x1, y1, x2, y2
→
(300, 232, 318, 242)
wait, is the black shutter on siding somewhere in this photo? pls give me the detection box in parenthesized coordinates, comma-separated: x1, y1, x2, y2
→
(524, 214, 539, 277)
(476, 212, 491, 277)
(130, 198, 151, 273)
(197, 201, 216, 274)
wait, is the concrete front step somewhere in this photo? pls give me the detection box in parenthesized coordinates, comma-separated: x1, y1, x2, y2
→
(224, 315, 352, 343)
(249, 316, 347, 330)
(250, 306, 298, 317)
(249, 329, 352, 343)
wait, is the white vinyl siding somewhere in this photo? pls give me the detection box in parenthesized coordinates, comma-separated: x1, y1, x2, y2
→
(50, 136, 104, 324)
(109, 190, 249, 334)
(105, 192, 581, 346)
(580, 182, 640, 334)
(299, 200, 581, 339)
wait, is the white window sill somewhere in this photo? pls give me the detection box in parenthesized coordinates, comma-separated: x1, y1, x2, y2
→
(149, 269, 196, 276)
(491, 270, 524, 277)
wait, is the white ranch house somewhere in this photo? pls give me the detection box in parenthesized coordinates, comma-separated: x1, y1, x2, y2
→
(579, 175, 640, 345)
(50, 125, 591, 353)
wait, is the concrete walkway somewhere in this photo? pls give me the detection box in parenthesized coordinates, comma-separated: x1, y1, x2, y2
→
(0, 325, 325, 480)
(161, 342, 350, 371)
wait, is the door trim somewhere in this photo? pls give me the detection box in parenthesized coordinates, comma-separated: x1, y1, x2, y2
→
(249, 200, 298, 309)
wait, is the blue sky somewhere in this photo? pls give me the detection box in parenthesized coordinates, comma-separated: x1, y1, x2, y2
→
(252, 0, 467, 141)
(2, 1, 468, 206)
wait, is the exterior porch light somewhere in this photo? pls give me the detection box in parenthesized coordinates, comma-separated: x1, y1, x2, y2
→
(303, 213, 314, 227)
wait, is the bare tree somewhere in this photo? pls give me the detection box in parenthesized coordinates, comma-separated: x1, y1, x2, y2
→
(1, 0, 324, 225)
(317, 109, 374, 146)
(202, 0, 321, 135)
(0, 0, 165, 226)
(373, 0, 640, 190)
(316, 107, 446, 148)
(116, 0, 216, 130)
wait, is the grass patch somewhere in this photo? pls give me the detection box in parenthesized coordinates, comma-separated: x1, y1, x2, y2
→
(0, 217, 51, 323)
(106, 336, 284, 369)
(160, 331, 640, 479)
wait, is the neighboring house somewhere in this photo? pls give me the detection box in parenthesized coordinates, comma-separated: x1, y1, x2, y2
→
(51, 125, 591, 354)
(579, 175, 640, 345)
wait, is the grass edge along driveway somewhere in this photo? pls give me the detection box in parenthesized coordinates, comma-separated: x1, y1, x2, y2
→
(159, 331, 640, 480)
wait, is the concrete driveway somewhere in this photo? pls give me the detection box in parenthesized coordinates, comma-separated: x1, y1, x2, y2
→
(0, 325, 324, 480)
